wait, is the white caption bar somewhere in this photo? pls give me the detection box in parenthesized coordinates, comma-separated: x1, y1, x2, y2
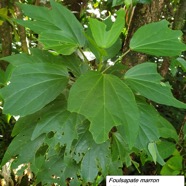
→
(106, 176, 184, 186)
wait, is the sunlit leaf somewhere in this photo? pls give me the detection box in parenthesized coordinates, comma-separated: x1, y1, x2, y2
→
(148, 142, 165, 165)
(161, 155, 182, 175)
(148, 142, 157, 163)
(89, 9, 125, 48)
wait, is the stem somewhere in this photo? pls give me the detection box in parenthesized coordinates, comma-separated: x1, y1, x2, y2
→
(116, 48, 131, 63)
(102, 49, 131, 74)
(78, 47, 89, 65)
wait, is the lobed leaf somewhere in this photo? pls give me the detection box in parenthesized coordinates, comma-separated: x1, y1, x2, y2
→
(32, 101, 84, 151)
(130, 20, 186, 56)
(89, 9, 125, 48)
(16, 0, 85, 55)
(68, 71, 139, 146)
(124, 62, 186, 109)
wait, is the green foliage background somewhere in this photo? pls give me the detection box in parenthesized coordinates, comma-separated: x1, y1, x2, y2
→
(0, 0, 186, 185)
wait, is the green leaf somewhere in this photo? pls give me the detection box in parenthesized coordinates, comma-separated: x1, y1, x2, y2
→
(17, 0, 85, 55)
(135, 99, 160, 150)
(16, 4, 59, 34)
(80, 141, 110, 182)
(89, 9, 125, 48)
(49, 0, 85, 47)
(111, 132, 131, 166)
(32, 100, 84, 151)
(34, 154, 80, 185)
(176, 57, 186, 71)
(157, 141, 176, 159)
(72, 122, 95, 163)
(112, 0, 124, 7)
(1, 52, 34, 66)
(2, 48, 86, 77)
(1, 48, 63, 66)
(1, 121, 45, 166)
(39, 30, 78, 55)
(86, 29, 122, 62)
(11, 108, 43, 137)
(108, 161, 123, 175)
(156, 116, 178, 142)
(16, 19, 59, 34)
(0, 63, 68, 116)
(124, 62, 186, 109)
(68, 71, 139, 145)
(148, 142, 157, 163)
(161, 155, 182, 175)
(130, 20, 186, 56)
(148, 142, 165, 165)
(125, 0, 133, 6)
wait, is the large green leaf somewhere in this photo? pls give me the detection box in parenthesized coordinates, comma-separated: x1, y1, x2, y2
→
(68, 71, 139, 145)
(2, 48, 87, 77)
(0, 63, 69, 116)
(124, 62, 186, 109)
(16, 0, 85, 55)
(32, 100, 84, 151)
(130, 20, 186, 56)
(89, 9, 125, 48)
